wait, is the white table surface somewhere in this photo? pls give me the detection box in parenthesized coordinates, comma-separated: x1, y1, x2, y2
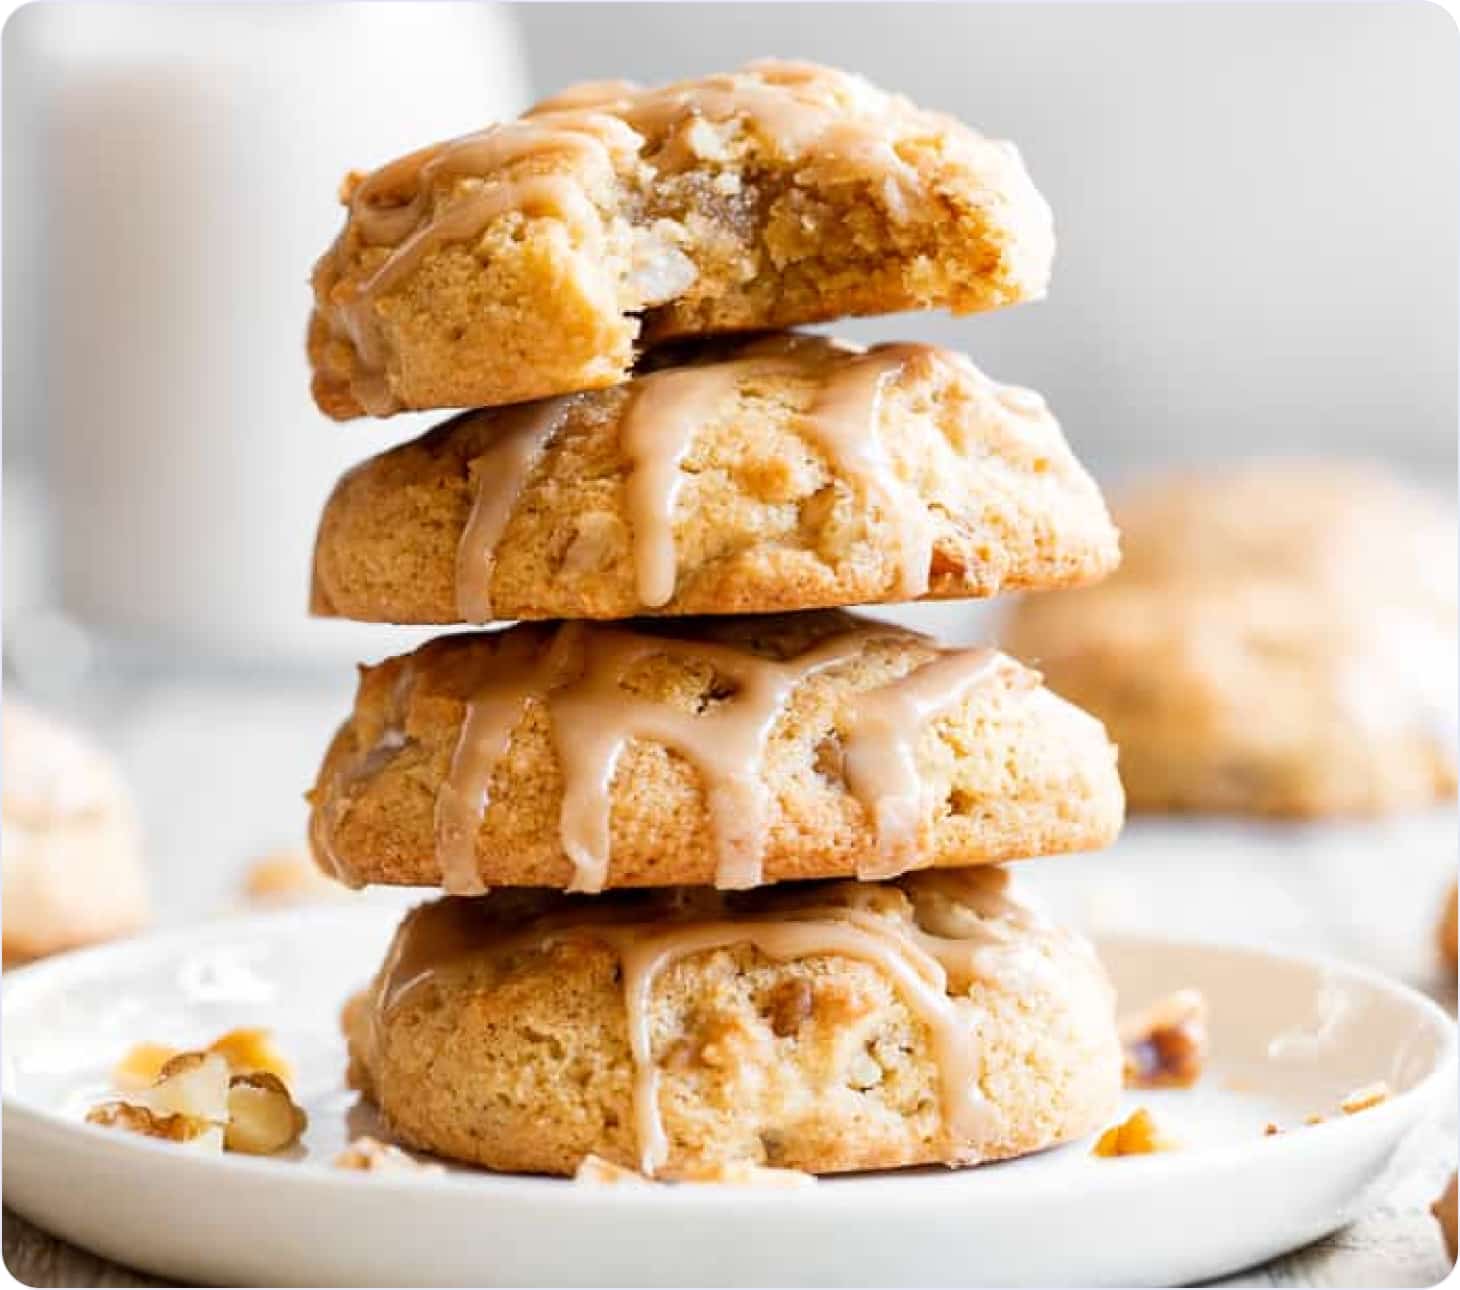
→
(3, 628, 1456, 1286)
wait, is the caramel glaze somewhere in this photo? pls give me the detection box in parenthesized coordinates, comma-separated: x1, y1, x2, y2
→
(318, 60, 934, 414)
(455, 335, 969, 619)
(370, 868, 1057, 1176)
(422, 618, 1005, 896)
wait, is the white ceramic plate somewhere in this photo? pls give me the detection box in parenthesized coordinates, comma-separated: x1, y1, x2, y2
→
(3, 906, 1452, 1287)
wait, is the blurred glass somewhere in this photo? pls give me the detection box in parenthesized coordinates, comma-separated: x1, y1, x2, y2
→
(3, 3, 528, 667)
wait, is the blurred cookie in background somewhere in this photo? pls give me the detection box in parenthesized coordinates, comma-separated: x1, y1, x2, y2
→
(1439, 881, 1457, 972)
(2, 700, 149, 963)
(1004, 462, 1457, 817)
(240, 844, 351, 909)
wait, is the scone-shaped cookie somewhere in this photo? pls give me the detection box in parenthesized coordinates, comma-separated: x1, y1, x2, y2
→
(2, 701, 149, 964)
(309, 60, 1054, 419)
(311, 335, 1117, 623)
(309, 612, 1123, 893)
(1005, 464, 1457, 817)
(344, 868, 1122, 1177)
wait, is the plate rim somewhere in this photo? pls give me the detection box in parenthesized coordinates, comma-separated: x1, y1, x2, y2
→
(4, 904, 1454, 1209)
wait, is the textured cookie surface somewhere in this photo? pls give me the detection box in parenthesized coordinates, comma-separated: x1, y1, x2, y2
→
(309, 59, 1054, 418)
(1004, 463, 1458, 817)
(2, 701, 149, 963)
(344, 869, 1122, 1177)
(308, 612, 1123, 893)
(311, 335, 1117, 624)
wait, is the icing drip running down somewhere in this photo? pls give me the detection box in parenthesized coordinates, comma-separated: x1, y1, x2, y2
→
(321, 60, 934, 413)
(455, 396, 579, 622)
(844, 649, 1000, 878)
(374, 869, 1043, 1176)
(431, 621, 1008, 894)
(454, 336, 966, 618)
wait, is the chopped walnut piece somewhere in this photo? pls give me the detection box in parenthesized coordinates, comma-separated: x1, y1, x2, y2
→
(1091, 1107, 1180, 1157)
(144, 1052, 231, 1124)
(1119, 989, 1208, 1089)
(208, 1028, 294, 1086)
(243, 846, 345, 907)
(113, 1042, 180, 1091)
(334, 1136, 444, 1175)
(224, 1072, 308, 1155)
(1339, 1081, 1391, 1115)
(111, 1027, 293, 1095)
(1434, 1173, 1457, 1262)
(86, 1101, 223, 1151)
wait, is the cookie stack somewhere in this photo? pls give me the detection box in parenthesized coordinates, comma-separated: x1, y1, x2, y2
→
(305, 61, 1127, 1179)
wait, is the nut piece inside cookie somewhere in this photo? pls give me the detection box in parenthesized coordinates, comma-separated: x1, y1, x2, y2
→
(1119, 989, 1208, 1089)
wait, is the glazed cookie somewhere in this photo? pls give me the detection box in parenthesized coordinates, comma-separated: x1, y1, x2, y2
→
(310, 335, 1117, 624)
(2, 701, 149, 964)
(1004, 465, 1457, 816)
(309, 60, 1053, 419)
(343, 868, 1122, 1177)
(308, 612, 1123, 894)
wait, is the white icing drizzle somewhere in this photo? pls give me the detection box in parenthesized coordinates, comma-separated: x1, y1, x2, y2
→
(843, 648, 1001, 878)
(430, 621, 1004, 894)
(455, 396, 578, 622)
(454, 336, 950, 617)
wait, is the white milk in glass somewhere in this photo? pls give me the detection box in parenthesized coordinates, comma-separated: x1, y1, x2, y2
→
(9, 4, 528, 663)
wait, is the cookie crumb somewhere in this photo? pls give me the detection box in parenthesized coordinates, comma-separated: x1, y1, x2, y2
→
(1262, 1122, 1282, 1137)
(1092, 1107, 1179, 1157)
(334, 1136, 443, 1174)
(677, 1162, 816, 1187)
(1119, 988, 1208, 1089)
(1339, 1081, 1390, 1115)
(243, 846, 345, 907)
(1304, 1113, 1325, 1126)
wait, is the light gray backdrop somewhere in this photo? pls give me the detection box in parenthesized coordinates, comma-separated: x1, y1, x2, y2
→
(516, 2, 1458, 478)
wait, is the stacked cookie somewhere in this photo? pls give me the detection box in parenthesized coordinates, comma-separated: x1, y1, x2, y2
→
(305, 61, 1127, 1179)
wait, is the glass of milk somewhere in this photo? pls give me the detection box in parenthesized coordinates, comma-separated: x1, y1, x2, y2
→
(5, 3, 529, 666)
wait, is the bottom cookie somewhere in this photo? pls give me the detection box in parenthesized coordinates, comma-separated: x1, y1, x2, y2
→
(343, 869, 1121, 1178)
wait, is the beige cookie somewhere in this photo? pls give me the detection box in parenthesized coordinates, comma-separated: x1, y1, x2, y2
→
(1004, 465, 1457, 817)
(310, 334, 1116, 625)
(308, 612, 1123, 894)
(2, 701, 149, 963)
(309, 60, 1053, 419)
(344, 868, 1122, 1178)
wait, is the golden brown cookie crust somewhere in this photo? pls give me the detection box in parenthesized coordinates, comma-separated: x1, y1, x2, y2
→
(310, 336, 1117, 624)
(308, 613, 1123, 892)
(309, 60, 1054, 419)
(1004, 465, 1458, 818)
(344, 870, 1122, 1177)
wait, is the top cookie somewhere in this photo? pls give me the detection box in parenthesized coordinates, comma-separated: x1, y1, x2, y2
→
(309, 59, 1054, 419)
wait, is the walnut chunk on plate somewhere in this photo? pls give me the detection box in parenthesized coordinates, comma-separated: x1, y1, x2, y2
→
(1119, 988, 1208, 1089)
